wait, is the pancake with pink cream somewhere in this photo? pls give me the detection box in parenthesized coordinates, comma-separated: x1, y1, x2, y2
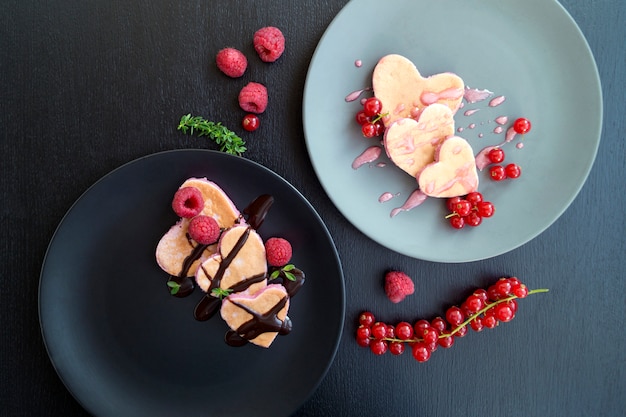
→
(372, 54, 464, 127)
(383, 103, 455, 178)
(418, 136, 479, 198)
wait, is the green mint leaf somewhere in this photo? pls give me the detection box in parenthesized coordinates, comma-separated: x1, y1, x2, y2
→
(211, 288, 232, 299)
(167, 280, 181, 295)
(282, 264, 295, 272)
(270, 270, 280, 280)
(284, 271, 296, 281)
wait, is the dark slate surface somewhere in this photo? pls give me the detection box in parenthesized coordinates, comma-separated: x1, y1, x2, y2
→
(1, 0, 624, 416)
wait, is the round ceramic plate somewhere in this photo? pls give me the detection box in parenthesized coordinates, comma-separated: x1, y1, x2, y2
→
(39, 150, 345, 417)
(303, 0, 602, 262)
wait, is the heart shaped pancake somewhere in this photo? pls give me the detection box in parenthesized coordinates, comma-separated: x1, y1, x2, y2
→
(195, 225, 267, 296)
(372, 54, 464, 127)
(221, 284, 291, 348)
(418, 136, 479, 198)
(155, 178, 241, 277)
(383, 103, 455, 178)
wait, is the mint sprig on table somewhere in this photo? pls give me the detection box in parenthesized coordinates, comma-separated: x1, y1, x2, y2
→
(178, 114, 247, 156)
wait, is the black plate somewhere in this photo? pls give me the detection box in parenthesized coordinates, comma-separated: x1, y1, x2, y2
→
(39, 150, 345, 417)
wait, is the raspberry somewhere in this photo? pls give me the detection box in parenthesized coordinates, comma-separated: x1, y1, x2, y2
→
(172, 187, 204, 218)
(265, 237, 292, 267)
(215, 47, 248, 78)
(188, 215, 220, 245)
(238, 82, 268, 114)
(253, 26, 285, 62)
(384, 271, 415, 303)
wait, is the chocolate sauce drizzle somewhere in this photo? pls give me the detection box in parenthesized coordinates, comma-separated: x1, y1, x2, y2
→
(193, 195, 276, 321)
(224, 296, 293, 347)
(269, 267, 306, 298)
(166, 237, 209, 298)
(243, 194, 273, 230)
(194, 226, 252, 321)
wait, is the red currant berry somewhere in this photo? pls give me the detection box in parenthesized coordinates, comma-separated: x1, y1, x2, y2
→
(363, 97, 383, 117)
(389, 341, 405, 356)
(422, 327, 439, 345)
(494, 303, 515, 322)
(483, 315, 498, 329)
(361, 123, 377, 138)
(513, 284, 529, 298)
(466, 192, 483, 205)
(359, 312, 375, 327)
(386, 324, 396, 339)
(356, 325, 371, 340)
(487, 285, 501, 301)
(430, 317, 447, 333)
(370, 339, 388, 355)
(242, 114, 260, 132)
(470, 317, 484, 332)
(465, 211, 482, 227)
(449, 215, 465, 229)
(489, 165, 507, 181)
(395, 322, 414, 340)
(438, 335, 455, 348)
(356, 336, 370, 347)
(452, 199, 472, 217)
(411, 342, 431, 362)
(475, 201, 495, 218)
(414, 319, 430, 335)
(487, 147, 505, 164)
(508, 299, 518, 313)
(513, 117, 532, 134)
(425, 341, 439, 353)
(445, 306, 465, 327)
(373, 120, 385, 137)
(495, 278, 513, 297)
(355, 110, 370, 125)
(508, 277, 521, 287)
(473, 288, 488, 302)
(505, 163, 521, 179)
(371, 322, 388, 339)
(465, 294, 485, 314)
(447, 196, 462, 212)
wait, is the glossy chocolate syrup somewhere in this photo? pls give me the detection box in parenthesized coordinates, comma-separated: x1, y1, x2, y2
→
(224, 296, 293, 347)
(194, 227, 252, 321)
(269, 267, 306, 298)
(166, 239, 209, 298)
(193, 194, 276, 321)
(243, 194, 274, 230)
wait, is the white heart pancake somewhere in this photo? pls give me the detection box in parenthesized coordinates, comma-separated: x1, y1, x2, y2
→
(221, 284, 290, 348)
(373, 54, 464, 127)
(418, 136, 479, 198)
(383, 103, 455, 178)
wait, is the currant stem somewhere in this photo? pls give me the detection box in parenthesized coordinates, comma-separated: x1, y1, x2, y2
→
(374, 287, 549, 344)
(370, 112, 389, 124)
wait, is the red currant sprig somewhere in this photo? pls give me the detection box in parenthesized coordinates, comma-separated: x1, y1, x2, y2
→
(445, 192, 495, 229)
(356, 97, 388, 138)
(355, 277, 549, 362)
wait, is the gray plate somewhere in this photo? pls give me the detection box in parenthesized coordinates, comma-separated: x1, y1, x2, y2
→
(303, 0, 602, 262)
(39, 150, 345, 417)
